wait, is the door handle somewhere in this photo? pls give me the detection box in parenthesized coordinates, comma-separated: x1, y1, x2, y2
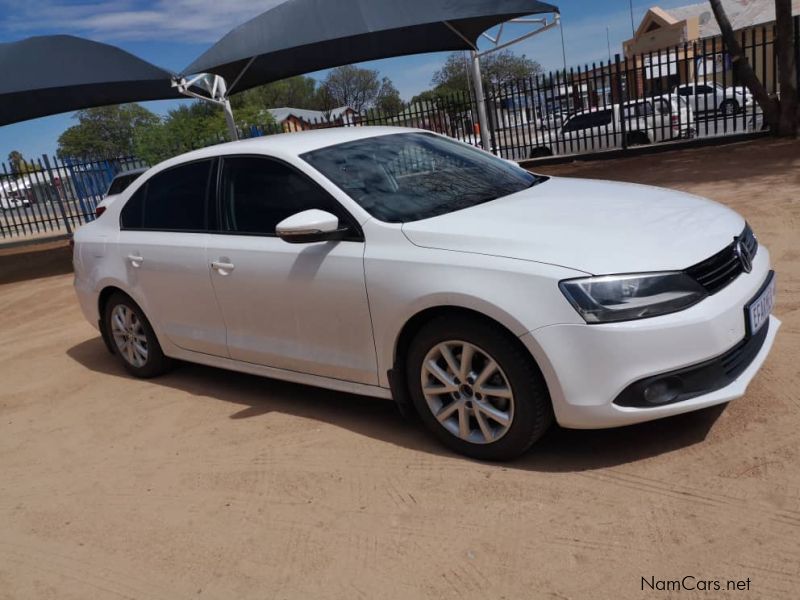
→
(211, 260, 235, 274)
(127, 254, 144, 267)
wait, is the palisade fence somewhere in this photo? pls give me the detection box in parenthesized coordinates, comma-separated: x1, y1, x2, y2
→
(2, 17, 798, 241)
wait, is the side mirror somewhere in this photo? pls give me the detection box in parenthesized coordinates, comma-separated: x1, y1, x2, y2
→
(276, 209, 348, 244)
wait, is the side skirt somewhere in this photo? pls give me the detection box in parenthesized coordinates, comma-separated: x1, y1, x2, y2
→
(165, 346, 393, 400)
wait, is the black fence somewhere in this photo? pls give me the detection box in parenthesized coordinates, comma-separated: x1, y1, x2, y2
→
(257, 18, 789, 160)
(1, 156, 146, 239)
(2, 16, 797, 241)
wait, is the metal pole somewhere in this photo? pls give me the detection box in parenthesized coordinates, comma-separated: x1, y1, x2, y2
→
(470, 50, 492, 152)
(217, 78, 239, 141)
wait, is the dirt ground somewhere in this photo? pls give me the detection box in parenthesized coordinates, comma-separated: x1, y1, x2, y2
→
(1, 138, 798, 599)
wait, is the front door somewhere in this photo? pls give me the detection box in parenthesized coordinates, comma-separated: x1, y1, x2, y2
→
(206, 155, 378, 385)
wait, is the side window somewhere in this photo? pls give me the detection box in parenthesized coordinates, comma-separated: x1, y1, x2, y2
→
(677, 86, 692, 96)
(696, 84, 713, 94)
(120, 185, 145, 229)
(142, 160, 212, 231)
(561, 114, 593, 132)
(219, 156, 357, 237)
(654, 99, 671, 114)
(588, 110, 613, 127)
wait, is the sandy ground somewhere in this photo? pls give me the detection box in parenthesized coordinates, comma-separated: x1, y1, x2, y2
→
(1, 138, 799, 599)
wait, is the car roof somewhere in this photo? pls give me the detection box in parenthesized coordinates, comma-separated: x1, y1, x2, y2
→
(153, 126, 421, 172)
(112, 167, 148, 179)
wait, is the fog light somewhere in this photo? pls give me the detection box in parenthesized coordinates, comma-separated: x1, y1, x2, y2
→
(643, 377, 683, 405)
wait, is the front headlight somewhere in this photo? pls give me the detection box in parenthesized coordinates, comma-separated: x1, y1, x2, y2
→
(559, 272, 707, 323)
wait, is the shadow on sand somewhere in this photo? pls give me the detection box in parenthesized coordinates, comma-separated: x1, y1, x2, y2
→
(67, 336, 726, 473)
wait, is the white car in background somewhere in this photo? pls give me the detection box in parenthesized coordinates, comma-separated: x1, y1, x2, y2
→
(73, 127, 779, 460)
(94, 167, 147, 217)
(529, 95, 693, 158)
(674, 82, 754, 115)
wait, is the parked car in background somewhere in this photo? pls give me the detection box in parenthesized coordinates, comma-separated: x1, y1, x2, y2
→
(74, 127, 778, 460)
(0, 180, 31, 210)
(0, 194, 27, 210)
(674, 82, 753, 115)
(94, 167, 147, 217)
(528, 94, 693, 158)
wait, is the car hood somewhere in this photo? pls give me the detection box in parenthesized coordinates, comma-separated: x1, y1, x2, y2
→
(401, 177, 744, 275)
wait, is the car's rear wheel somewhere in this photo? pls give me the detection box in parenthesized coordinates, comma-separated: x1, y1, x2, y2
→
(720, 99, 739, 115)
(105, 292, 172, 378)
(406, 315, 553, 460)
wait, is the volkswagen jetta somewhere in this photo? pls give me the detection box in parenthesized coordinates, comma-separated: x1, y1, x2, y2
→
(73, 127, 779, 460)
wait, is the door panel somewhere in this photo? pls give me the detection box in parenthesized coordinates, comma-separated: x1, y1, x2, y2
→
(206, 155, 378, 385)
(116, 158, 227, 357)
(118, 231, 227, 356)
(206, 235, 377, 383)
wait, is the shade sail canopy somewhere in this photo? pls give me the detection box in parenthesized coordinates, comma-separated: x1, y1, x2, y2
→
(184, 0, 558, 94)
(0, 35, 186, 126)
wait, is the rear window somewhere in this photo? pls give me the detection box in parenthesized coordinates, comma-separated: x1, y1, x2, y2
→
(106, 172, 141, 196)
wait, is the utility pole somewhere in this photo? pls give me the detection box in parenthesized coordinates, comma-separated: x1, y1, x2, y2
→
(606, 27, 612, 62)
(629, 0, 636, 36)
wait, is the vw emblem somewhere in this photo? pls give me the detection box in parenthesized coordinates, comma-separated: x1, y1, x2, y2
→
(734, 237, 753, 273)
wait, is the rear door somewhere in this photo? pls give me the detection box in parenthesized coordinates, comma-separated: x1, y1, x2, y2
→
(117, 159, 228, 356)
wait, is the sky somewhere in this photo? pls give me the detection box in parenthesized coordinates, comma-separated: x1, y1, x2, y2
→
(0, 0, 693, 158)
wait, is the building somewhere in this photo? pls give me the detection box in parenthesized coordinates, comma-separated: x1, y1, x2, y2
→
(267, 106, 358, 132)
(623, 0, 800, 95)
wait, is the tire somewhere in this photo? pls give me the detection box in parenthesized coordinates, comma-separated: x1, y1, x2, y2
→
(720, 99, 739, 116)
(625, 131, 650, 146)
(406, 315, 553, 460)
(104, 292, 172, 378)
(528, 147, 553, 159)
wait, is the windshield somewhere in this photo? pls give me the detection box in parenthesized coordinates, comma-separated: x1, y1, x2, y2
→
(301, 132, 544, 223)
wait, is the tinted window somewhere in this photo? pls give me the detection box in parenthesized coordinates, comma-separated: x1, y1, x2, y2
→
(623, 101, 654, 118)
(120, 186, 145, 229)
(142, 160, 212, 231)
(301, 133, 542, 223)
(220, 157, 354, 235)
(676, 86, 692, 96)
(106, 172, 141, 196)
(563, 111, 613, 132)
(696, 85, 714, 93)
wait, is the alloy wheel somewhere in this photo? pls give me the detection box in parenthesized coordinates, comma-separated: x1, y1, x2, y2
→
(420, 340, 515, 444)
(110, 304, 148, 368)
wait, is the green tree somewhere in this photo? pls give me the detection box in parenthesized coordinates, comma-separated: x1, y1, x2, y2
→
(430, 50, 542, 96)
(133, 101, 274, 165)
(231, 76, 322, 111)
(321, 65, 383, 112)
(375, 77, 404, 115)
(6, 151, 39, 175)
(57, 104, 160, 157)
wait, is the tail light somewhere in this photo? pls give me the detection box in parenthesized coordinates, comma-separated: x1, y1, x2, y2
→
(671, 114, 679, 129)
(95, 205, 106, 218)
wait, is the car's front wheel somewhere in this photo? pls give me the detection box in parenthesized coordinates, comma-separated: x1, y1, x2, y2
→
(105, 292, 172, 378)
(406, 315, 553, 460)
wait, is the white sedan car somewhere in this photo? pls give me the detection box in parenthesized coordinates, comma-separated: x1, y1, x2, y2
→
(73, 127, 779, 460)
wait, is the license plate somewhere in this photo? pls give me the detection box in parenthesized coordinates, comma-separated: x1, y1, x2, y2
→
(746, 271, 775, 336)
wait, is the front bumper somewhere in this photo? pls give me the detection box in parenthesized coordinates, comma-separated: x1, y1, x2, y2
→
(521, 246, 779, 429)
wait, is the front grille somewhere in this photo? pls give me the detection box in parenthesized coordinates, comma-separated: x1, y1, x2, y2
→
(685, 224, 757, 294)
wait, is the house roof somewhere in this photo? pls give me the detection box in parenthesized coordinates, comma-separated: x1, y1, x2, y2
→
(658, 0, 800, 39)
(267, 106, 353, 124)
